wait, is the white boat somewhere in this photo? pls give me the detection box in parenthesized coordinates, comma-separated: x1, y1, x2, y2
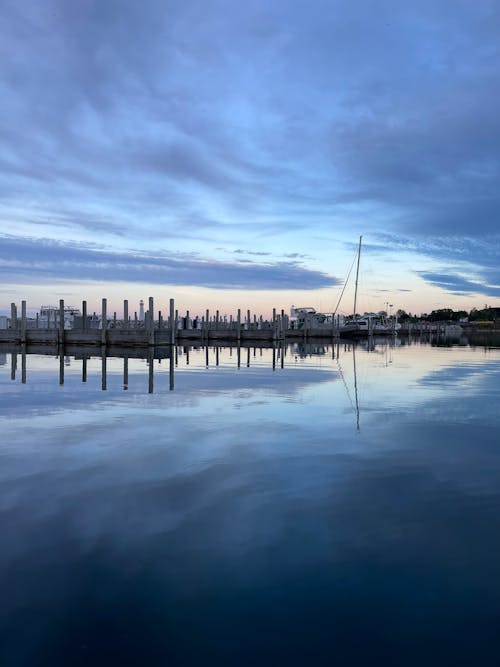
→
(290, 306, 341, 331)
(345, 313, 401, 334)
(39, 305, 81, 329)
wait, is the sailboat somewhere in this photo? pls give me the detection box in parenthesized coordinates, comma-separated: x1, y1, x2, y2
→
(345, 236, 401, 336)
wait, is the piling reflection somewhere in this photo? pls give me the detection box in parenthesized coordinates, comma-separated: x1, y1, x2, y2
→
(1, 336, 478, 410)
(3, 338, 500, 443)
(0, 339, 380, 437)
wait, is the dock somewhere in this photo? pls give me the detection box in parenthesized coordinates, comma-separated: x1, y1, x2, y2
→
(0, 297, 362, 346)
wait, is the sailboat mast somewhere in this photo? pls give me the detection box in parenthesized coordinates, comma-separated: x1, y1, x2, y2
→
(353, 235, 362, 317)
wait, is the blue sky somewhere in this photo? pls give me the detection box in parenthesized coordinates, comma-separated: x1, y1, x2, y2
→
(1, 0, 499, 316)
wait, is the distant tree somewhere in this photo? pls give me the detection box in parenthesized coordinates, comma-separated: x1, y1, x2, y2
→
(428, 308, 454, 322)
(396, 309, 411, 322)
(469, 307, 500, 322)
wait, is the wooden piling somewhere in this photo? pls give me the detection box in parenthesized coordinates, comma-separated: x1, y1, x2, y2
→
(10, 303, 17, 330)
(170, 298, 175, 345)
(101, 298, 107, 346)
(149, 297, 154, 346)
(124, 300, 129, 328)
(59, 299, 65, 345)
(82, 300, 87, 330)
(21, 300, 26, 344)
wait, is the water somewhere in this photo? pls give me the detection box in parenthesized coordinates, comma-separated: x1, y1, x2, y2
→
(1, 339, 500, 666)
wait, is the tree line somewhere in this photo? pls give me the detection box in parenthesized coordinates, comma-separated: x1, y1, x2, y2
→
(394, 307, 500, 323)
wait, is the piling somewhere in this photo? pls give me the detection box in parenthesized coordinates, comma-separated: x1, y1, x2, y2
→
(149, 297, 154, 346)
(82, 300, 87, 330)
(237, 308, 241, 343)
(101, 298, 107, 346)
(169, 299, 175, 345)
(123, 357, 128, 390)
(10, 303, 17, 330)
(124, 300, 129, 328)
(21, 300, 27, 344)
(59, 300, 65, 345)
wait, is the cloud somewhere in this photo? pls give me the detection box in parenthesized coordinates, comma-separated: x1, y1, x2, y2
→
(1, 0, 500, 295)
(418, 272, 500, 299)
(0, 235, 340, 290)
(233, 249, 272, 257)
(351, 233, 500, 299)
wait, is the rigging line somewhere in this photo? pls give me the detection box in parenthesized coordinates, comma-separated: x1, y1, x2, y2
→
(337, 355, 356, 413)
(333, 249, 358, 316)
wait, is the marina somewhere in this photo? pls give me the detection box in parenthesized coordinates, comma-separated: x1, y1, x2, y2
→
(0, 297, 426, 347)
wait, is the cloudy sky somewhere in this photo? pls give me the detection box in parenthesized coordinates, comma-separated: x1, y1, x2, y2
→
(1, 0, 499, 316)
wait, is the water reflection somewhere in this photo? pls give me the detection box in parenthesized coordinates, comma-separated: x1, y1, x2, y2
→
(5, 342, 343, 389)
(2, 339, 500, 664)
(3, 338, 500, 433)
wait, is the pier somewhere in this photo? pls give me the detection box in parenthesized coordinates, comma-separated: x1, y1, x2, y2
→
(0, 297, 361, 346)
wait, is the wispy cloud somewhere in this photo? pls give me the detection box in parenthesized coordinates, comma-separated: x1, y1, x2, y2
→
(1, 1, 500, 301)
(0, 235, 340, 290)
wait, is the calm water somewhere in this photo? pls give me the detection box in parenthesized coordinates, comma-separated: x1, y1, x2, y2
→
(1, 339, 500, 666)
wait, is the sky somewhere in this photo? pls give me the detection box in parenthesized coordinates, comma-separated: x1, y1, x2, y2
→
(1, 0, 499, 317)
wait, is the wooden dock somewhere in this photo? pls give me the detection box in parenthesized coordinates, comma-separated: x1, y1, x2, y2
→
(1, 297, 362, 346)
